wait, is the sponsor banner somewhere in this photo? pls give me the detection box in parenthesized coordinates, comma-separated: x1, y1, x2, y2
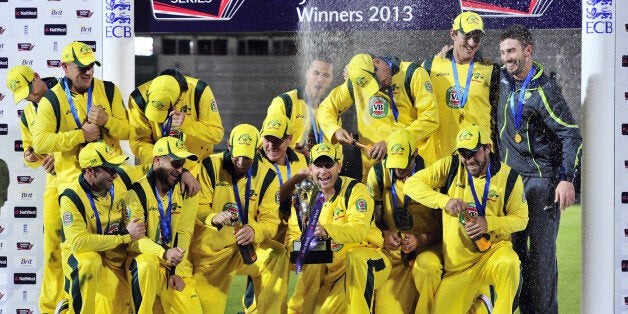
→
(14, 207, 37, 218)
(13, 273, 36, 285)
(136, 0, 580, 33)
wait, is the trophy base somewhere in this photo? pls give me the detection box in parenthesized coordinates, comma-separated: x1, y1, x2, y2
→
(290, 239, 333, 264)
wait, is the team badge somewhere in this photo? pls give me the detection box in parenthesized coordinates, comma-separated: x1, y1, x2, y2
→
(356, 199, 367, 212)
(446, 86, 465, 108)
(424, 81, 434, 93)
(224, 202, 239, 219)
(368, 96, 388, 118)
(211, 99, 219, 112)
(331, 241, 344, 252)
(62, 212, 73, 226)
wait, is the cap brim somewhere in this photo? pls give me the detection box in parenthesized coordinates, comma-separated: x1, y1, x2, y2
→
(75, 59, 101, 68)
(385, 156, 409, 169)
(145, 105, 169, 123)
(231, 146, 256, 159)
(168, 152, 198, 161)
(101, 155, 129, 168)
(12, 86, 30, 105)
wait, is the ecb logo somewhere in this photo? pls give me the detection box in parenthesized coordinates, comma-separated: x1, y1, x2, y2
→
(584, 0, 613, 33)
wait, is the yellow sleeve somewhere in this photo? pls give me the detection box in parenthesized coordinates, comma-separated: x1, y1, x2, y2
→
(267, 96, 288, 117)
(174, 194, 198, 278)
(366, 167, 382, 202)
(102, 85, 130, 140)
(248, 170, 281, 243)
(485, 174, 529, 234)
(317, 82, 354, 142)
(323, 182, 374, 244)
(124, 188, 166, 260)
(196, 158, 221, 230)
(60, 193, 131, 254)
(32, 95, 85, 154)
(20, 105, 42, 169)
(403, 156, 455, 210)
(178, 84, 225, 145)
(128, 92, 157, 167)
(403, 67, 439, 143)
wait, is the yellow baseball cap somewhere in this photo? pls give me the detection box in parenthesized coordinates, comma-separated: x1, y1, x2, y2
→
(347, 54, 380, 102)
(229, 124, 260, 159)
(78, 142, 128, 169)
(310, 143, 339, 163)
(153, 137, 198, 161)
(6, 65, 34, 104)
(384, 129, 417, 169)
(454, 125, 492, 153)
(146, 75, 181, 122)
(452, 11, 484, 34)
(260, 114, 293, 139)
(61, 41, 101, 67)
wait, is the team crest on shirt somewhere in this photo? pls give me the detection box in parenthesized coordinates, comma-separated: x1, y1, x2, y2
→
(210, 98, 219, 112)
(333, 207, 345, 220)
(446, 86, 465, 108)
(62, 212, 73, 226)
(424, 81, 434, 93)
(368, 96, 388, 119)
(124, 206, 132, 222)
(356, 199, 367, 212)
(488, 190, 499, 202)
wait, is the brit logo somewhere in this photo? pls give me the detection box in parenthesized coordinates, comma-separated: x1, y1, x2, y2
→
(151, 0, 245, 20)
(47, 60, 61, 67)
(17, 43, 34, 51)
(79, 25, 92, 35)
(17, 176, 34, 184)
(77, 10, 94, 18)
(15, 257, 35, 268)
(15, 8, 38, 19)
(49, 9, 63, 18)
(15, 140, 24, 151)
(13, 273, 36, 284)
(16, 242, 34, 250)
(14, 207, 37, 218)
(44, 24, 67, 35)
(19, 191, 33, 201)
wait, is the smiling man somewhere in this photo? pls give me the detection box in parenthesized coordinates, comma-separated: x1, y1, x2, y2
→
(497, 24, 582, 314)
(284, 143, 391, 313)
(422, 11, 500, 161)
(404, 125, 528, 313)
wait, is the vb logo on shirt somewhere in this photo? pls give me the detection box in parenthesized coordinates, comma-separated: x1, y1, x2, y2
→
(368, 96, 388, 119)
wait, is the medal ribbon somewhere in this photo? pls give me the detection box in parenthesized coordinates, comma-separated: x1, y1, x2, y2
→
(306, 99, 323, 145)
(509, 65, 536, 132)
(161, 115, 173, 137)
(85, 185, 114, 235)
(450, 57, 475, 109)
(153, 186, 173, 243)
(232, 167, 252, 225)
(382, 58, 399, 122)
(294, 191, 325, 274)
(466, 162, 492, 217)
(63, 77, 93, 128)
(273, 158, 291, 186)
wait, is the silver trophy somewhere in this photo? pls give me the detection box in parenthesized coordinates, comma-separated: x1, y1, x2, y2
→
(295, 178, 320, 230)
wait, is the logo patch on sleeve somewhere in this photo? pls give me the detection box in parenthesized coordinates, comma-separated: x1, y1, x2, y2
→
(356, 199, 367, 212)
(62, 212, 73, 226)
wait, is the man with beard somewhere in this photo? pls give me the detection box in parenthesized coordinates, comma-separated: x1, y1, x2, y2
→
(317, 53, 438, 182)
(33, 41, 129, 193)
(497, 24, 582, 314)
(404, 125, 528, 313)
(283, 143, 390, 313)
(125, 137, 202, 313)
(266, 56, 333, 155)
(190, 124, 288, 313)
(6, 65, 63, 313)
(367, 129, 442, 313)
(422, 11, 500, 160)
(59, 142, 145, 313)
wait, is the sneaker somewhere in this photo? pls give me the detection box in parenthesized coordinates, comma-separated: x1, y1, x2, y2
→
(54, 299, 69, 314)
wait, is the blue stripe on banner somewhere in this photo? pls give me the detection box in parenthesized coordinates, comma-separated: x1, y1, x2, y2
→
(68, 254, 83, 314)
(129, 259, 143, 312)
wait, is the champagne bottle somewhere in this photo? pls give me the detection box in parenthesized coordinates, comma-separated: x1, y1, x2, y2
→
(398, 232, 417, 267)
(233, 220, 257, 264)
(459, 208, 491, 253)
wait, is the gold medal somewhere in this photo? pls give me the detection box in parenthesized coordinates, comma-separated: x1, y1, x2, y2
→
(514, 133, 522, 143)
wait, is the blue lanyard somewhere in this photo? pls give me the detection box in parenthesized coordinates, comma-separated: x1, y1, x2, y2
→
(85, 185, 114, 235)
(153, 186, 173, 243)
(161, 115, 173, 137)
(450, 57, 475, 109)
(509, 65, 536, 131)
(467, 162, 492, 217)
(305, 99, 322, 144)
(63, 77, 92, 128)
(382, 58, 399, 121)
(232, 167, 252, 225)
(390, 163, 416, 210)
(272, 158, 291, 186)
